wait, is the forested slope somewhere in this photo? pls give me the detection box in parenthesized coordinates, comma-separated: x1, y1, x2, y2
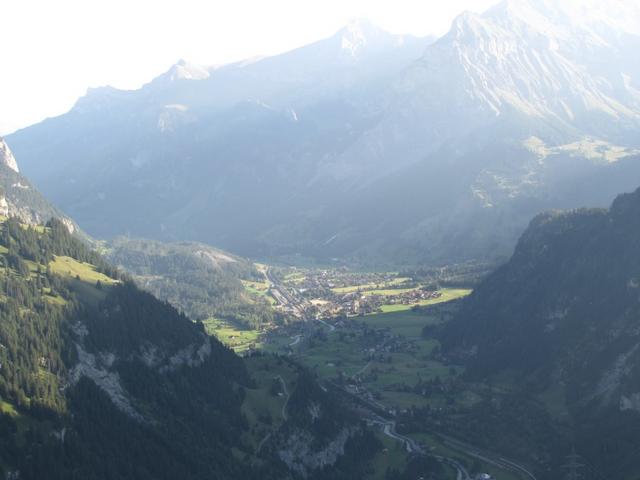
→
(0, 217, 378, 479)
(441, 186, 640, 479)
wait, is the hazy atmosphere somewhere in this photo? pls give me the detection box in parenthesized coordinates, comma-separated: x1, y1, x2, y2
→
(1, 0, 498, 134)
(2, 1, 640, 479)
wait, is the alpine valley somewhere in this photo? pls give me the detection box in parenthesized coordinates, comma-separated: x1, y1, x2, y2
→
(0, 137, 383, 480)
(3, 1, 640, 479)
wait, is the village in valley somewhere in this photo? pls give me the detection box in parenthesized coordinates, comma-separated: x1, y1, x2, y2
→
(229, 264, 474, 362)
(272, 267, 461, 318)
(209, 264, 527, 479)
(238, 265, 473, 403)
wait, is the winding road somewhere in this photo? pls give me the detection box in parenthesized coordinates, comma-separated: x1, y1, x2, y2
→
(328, 380, 536, 480)
(369, 417, 472, 479)
(266, 268, 537, 480)
(277, 375, 290, 421)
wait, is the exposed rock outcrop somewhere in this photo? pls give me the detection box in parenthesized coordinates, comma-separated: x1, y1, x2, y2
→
(0, 137, 19, 173)
(277, 427, 358, 477)
(69, 343, 146, 422)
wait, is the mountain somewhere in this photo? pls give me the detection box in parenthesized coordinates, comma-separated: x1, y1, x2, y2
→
(7, 2, 640, 265)
(107, 237, 276, 328)
(5, 21, 435, 259)
(3, 133, 275, 329)
(440, 186, 640, 478)
(288, 0, 640, 263)
(0, 217, 245, 478)
(0, 137, 77, 231)
(0, 218, 380, 480)
(0, 147, 379, 478)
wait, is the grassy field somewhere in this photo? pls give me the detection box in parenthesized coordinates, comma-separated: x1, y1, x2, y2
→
(426, 288, 472, 304)
(47, 256, 118, 305)
(283, 271, 306, 284)
(44, 293, 67, 306)
(301, 336, 368, 377)
(49, 256, 117, 285)
(378, 288, 472, 313)
(242, 279, 270, 291)
(281, 290, 487, 421)
(240, 356, 298, 458)
(362, 310, 442, 337)
(202, 317, 261, 353)
(262, 332, 301, 355)
(368, 287, 417, 296)
(291, 305, 471, 412)
(332, 277, 410, 294)
(242, 278, 276, 305)
(368, 431, 410, 479)
(0, 399, 18, 416)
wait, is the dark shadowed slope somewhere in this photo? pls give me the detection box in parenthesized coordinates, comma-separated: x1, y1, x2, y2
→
(442, 185, 640, 479)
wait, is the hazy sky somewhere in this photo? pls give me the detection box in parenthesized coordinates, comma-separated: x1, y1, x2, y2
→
(1, 0, 499, 135)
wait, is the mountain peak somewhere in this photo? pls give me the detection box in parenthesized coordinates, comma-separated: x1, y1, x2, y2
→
(165, 58, 210, 81)
(142, 59, 211, 92)
(336, 18, 386, 57)
(424, 0, 640, 127)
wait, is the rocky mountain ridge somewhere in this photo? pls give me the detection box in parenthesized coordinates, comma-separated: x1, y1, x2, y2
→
(7, 1, 640, 265)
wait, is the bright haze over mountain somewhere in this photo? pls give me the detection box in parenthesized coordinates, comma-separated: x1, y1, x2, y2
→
(4, 2, 640, 479)
(0, 0, 499, 134)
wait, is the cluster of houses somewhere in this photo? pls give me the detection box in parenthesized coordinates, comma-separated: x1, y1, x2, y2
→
(328, 287, 442, 317)
(335, 291, 383, 315)
(276, 267, 446, 319)
(384, 288, 441, 305)
(301, 269, 394, 291)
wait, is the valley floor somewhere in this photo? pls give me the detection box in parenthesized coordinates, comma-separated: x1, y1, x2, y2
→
(204, 264, 537, 480)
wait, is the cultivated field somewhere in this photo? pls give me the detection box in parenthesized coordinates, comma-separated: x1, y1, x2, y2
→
(202, 317, 261, 353)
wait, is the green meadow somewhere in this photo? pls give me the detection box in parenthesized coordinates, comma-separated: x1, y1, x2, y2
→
(202, 317, 261, 353)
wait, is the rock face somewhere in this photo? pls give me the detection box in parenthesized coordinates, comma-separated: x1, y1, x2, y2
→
(0, 137, 19, 172)
(278, 427, 357, 477)
(7, 2, 640, 264)
(69, 316, 215, 422)
(261, 371, 373, 478)
(0, 196, 8, 216)
(70, 343, 146, 422)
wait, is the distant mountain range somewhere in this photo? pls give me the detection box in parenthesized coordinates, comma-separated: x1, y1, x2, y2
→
(7, 0, 640, 265)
